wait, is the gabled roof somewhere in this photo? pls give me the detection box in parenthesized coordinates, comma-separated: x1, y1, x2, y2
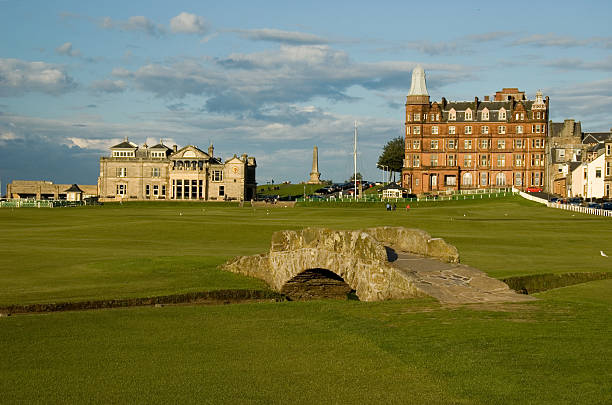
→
(111, 140, 138, 149)
(171, 145, 210, 159)
(381, 182, 405, 191)
(569, 162, 582, 172)
(225, 155, 244, 164)
(64, 184, 83, 193)
(582, 132, 612, 144)
(150, 143, 171, 150)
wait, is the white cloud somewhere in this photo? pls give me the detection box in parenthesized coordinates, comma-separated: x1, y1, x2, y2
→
(170, 12, 208, 34)
(90, 79, 127, 93)
(56, 42, 81, 57)
(0, 58, 76, 96)
(234, 28, 328, 45)
(109, 45, 469, 120)
(0, 130, 20, 144)
(65, 137, 120, 150)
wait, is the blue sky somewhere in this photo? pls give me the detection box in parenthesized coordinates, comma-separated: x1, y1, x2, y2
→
(1, 0, 611, 188)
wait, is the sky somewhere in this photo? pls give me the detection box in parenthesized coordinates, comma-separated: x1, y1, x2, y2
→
(1, 0, 611, 188)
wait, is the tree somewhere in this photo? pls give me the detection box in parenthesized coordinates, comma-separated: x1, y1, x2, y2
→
(377, 137, 404, 181)
(348, 172, 363, 182)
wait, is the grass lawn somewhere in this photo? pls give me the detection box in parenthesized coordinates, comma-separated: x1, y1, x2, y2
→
(1, 197, 612, 403)
(257, 183, 323, 198)
(1, 281, 611, 404)
(1, 196, 610, 305)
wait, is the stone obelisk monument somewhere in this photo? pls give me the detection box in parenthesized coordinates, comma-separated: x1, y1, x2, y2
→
(308, 146, 323, 184)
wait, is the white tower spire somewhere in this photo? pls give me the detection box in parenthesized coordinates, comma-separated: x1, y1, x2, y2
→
(408, 65, 428, 96)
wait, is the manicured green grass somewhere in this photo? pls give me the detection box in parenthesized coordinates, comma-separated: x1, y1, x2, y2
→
(1, 198, 612, 403)
(1, 196, 611, 305)
(257, 182, 323, 197)
(1, 282, 611, 404)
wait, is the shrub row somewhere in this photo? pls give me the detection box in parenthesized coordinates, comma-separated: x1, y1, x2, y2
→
(0, 289, 285, 315)
(503, 272, 612, 294)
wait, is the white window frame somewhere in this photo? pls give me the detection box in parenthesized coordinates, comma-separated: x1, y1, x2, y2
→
(482, 108, 489, 121)
(448, 109, 456, 121)
(464, 139, 473, 150)
(465, 126, 472, 134)
(499, 108, 506, 120)
(212, 170, 223, 182)
(431, 140, 439, 150)
(481, 126, 489, 134)
(465, 109, 473, 121)
(498, 125, 506, 134)
(413, 126, 421, 135)
(449, 126, 456, 135)
(432, 126, 439, 135)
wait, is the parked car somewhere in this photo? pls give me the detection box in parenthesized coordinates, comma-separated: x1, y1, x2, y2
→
(587, 202, 602, 209)
(526, 187, 543, 192)
(602, 202, 612, 211)
(568, 197, 583, 206)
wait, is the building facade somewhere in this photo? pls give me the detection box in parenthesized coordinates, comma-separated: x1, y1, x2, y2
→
(545, 122, 612, 197)
(98, 140, 257, 202)
(7, 180, 97, 200)
(546, 119, 583, 196)
(401, 67, 549, 194)
(570, 151, 606, 198)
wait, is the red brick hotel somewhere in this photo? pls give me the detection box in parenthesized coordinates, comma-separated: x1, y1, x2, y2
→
(402, 66, 548, 194)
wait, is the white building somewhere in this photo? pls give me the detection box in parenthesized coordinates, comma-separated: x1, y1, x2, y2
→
(571, 152, 605, 198)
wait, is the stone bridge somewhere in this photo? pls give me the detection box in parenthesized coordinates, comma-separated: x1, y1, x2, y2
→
(223, 227, 534, 303)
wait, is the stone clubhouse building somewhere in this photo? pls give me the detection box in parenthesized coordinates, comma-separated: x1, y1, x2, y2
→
(402, 66, 549, 194)
(97, 139, 257, 202)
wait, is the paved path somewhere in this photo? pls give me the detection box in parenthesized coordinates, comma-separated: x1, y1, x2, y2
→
(388, 248, 535, 304)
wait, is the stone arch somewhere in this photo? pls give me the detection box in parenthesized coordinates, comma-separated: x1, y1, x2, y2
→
(280, 268, 354, 300)
(268, 247, 392, 301)
(223, 227, 458, 302)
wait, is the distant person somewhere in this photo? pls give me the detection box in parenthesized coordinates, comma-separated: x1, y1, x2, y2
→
(386, 203, 391, 211)
(405, 204, 410, 211)
(393, 204, 397, 211)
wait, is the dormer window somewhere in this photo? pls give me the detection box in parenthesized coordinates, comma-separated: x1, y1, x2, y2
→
(112, 151, 134, 157)
(481, 108, 489, 121)
(499, 108, 506, 120)
(465, 108, 473, 120)
(449, 108, 456, 121)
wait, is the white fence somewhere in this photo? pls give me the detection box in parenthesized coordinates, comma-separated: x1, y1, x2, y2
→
(546, 202, 612, 218)
(514, 188, 611, 218)
(516, 190, 548, 204)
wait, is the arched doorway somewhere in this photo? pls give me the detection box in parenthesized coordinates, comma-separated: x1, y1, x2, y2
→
(280, 268, 356, 300)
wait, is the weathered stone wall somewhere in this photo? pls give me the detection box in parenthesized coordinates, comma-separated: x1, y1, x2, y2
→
(223, 227, 531, 304)
(364, 227, 459, 263)
(223, 227, 436, 301)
